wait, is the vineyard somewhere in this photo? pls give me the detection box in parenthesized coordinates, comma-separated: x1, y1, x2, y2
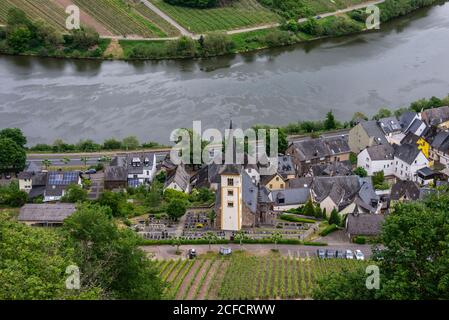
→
(151, 0, 280, 33)
(0, 0, 68, 31)
(156, 252, 369, 300)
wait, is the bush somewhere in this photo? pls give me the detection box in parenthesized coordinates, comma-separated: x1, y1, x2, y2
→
(0, 181, 28, 207)
(200, 32, 235, 57)
(353, 236, 366, 244)
(263, 30, 292, 47)
(61, 184, 88, 203)
(67, 27, 99, 50)
(279, 214, 316, 224)
(166, 36, 197, 58)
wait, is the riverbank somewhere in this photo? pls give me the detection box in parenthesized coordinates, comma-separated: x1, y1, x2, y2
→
(0, 0, 445, 61)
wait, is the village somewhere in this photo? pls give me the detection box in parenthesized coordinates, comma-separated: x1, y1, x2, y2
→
(5, 105, 449, 256)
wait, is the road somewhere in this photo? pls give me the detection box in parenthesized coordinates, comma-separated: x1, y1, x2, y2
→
(142, 243, 373, 260)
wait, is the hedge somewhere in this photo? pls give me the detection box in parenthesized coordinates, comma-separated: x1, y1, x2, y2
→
(319, 224, 338, 237)
(139, 238, 328, 246)
(353, 236, 366, 244)
(279, 214, 316, 224)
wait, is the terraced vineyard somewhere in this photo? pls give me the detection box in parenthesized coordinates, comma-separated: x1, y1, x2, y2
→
(0, 0, 68, 30)
(157, 253, 369, 300)
(133, 2, 179, 37)
(151, 0, 280, 33)
(72, 0, 167, 37)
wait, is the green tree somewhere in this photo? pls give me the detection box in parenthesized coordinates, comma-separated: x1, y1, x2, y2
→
(63, 203, 164, 299)
(0, 138, 26, 173)
(324, 111, 337, 130)
(61, 184, 88, 203)
(271, 231, 282, 251)
(171, 236, 185, 254)
(42, 159, 52, 170)
(204, 231, 218, 250)
(155, 171, 166, 184)
(354, 166, 368, 177)
(372, 170, 385, 188)
(350, 112, 368, 126)
(6, 25, 32, 52)
(122, 136, 140, 151)
(97, 191, 127, 217)
(62, 157, 71, 166)
(372, 108, 392, 120)
(69, 27, 99, 50)
(328, 208, 340, 226)
(80, 157, 89, 169)
(0, 181, 28, 207)
(0, 128, 27, 148)
(302, 199, 315, 216)
(234, 230, 245, 249)
(103, 138, 122, 150)
(208, 209, 216, 227)
(166, 198, 187, 220)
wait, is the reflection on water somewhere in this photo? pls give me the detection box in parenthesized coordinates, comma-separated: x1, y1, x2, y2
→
(0, 3, 449, 145)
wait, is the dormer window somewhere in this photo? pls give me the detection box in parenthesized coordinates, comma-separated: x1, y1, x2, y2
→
(227, 178, 234, 186)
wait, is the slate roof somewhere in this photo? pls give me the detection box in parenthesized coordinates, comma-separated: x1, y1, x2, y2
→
(242, 171, 258, 213)
(360, 120, 388, 145)
(366, 144, 395, 161)
(45, 171, 80, 197)
(399, 111, 418, 131)
(165, 165, 190, 191)
(394, 144, 421, 165)
(430, 131, 449, 150)
(421, 106, 449, 126)
(309, 160, 353, 176)
(105, 166, 127, 182)
(406, 119, 425, 135)
(126, 153, 155, 174)
(18, 203, 76, 223)
(190, 163, 221, 188)
(346, 213, 385, 236)
(416, 167, 435, 179)
(378, 116, 402, 135)
(356, 177, 380, 213)
(219, 164, 242, 175)
(291, 135, 350, 162)
(312, 176, 360, 205)
(25, 162, 42, 173)
(270, 188, 310, 206)
(260, 173, 284, 186)
(400, 132, 420, 146)
(288, 177, 313, 189)
(277, 155, 295, 177)
(390, 180, 420, 201)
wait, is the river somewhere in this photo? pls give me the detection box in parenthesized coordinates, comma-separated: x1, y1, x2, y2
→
(1, 2, 449, 145)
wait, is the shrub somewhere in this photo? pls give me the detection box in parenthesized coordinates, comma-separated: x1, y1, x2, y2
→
(353, 236, 366, 244)
(201, 32, 235, 57)
(166, 36, 197, 58)
(263, 30, 291, 47)
(164, 0, 218, 8)
(319, 224, 338, 237)
(279, 214, 316, 224)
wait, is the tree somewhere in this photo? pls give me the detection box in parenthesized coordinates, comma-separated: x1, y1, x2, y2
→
(166, 198, 187, 220)
(6, 25, 32, 52)
(103, 138, 122, 150)
(69, 27, 99, 50)
(350, 112, 368, 126)
(302, 199, 315, 216)
(372, 170, 385, 188)
(61, 184, 88, 203)
(354, 166, 368, 177)
(201, 32, 234, 57)
(155, 171, 166, 184)
(122, 136, 140, 151)
(234, 230, 245, 249)
(62, 157, 71, 166)
(204, 231, 218, 251)
(328, 208, 341, 226)
(0, 128, 27, 148)
(208, 209, 216, 227)
(0, 181, 28, 207)
(372, 108, 392, 120)
(63, 203, 164, 299)
(97, 191, 126, 217)
(42, 159, 52, 170)
(0, 211, 101, 299)
(171, 236, 185, 254)
(271, 231, 282, 251)
(324, 111, 337, 130)
(80, 157, 89, 169)
(0, 138, 26, 173)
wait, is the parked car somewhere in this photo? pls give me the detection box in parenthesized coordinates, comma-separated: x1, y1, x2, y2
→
(5, 174, 11, 179)
(345, 249, 354, 259)
(325, 249, 335, 258)
(317, 249, 326, 259)
(355, 250, 365, 260)
(84, 169, 97, 174)
(188, 248, 197, 259)
(335, 250, 345, 259)
(316, 15, 322, 19)
(219, 247, 232, 256)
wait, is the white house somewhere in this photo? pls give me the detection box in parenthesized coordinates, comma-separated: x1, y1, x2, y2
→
(357, 144, 395, 177)
(164, 165, 191, 193)
(126, 153, 157, 187)
(393, 144, 429, 181)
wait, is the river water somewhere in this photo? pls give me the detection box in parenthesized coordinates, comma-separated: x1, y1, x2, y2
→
(1, 3, 449, 145)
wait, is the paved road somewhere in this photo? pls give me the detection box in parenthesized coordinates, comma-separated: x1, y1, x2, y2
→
(142, 243, 373, 260)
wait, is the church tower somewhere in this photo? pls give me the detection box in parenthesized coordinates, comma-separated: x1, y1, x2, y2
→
(219, 165, 242, 231)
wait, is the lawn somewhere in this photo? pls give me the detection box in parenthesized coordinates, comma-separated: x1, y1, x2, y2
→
(151, 0, 280, 33)
(0, 0, 67, 31)
(157, 251, 369, 299)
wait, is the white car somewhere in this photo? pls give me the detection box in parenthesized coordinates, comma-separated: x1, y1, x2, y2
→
(345, 249, 354, 260)
(355, 250, 365, 261)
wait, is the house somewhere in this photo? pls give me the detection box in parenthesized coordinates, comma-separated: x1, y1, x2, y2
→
(345, 212, 385, 240)
(277, 155, 296, 179)
(357, 144, 395, 177)
(416, 167, 437, 185)
(214, 165, 274, 231)
(348, 120, 389, 153)
(18, 171, 47, 199)
(429, 131, 449, 166)
(164, 165, 191, 193)
(126, 152, 157, 187)
(190, 163, 221, 191)
(405, 118, 427, 137)
(44, 171, 82, 202)
(378, 116, 402, 144)
(420, 106, 449, 127)
(400, 132, 430, 159)
(286, 135, 350, 175)
(269, 188, 310, 211)
(399, 111, 419, 132)
(18, 203, 77, 226)
(390, 180, 421, 202)
(259, 172, 286, 191)
(393, 144, 429, 181)
(104, 166, 128, 190)
(307, 160, 353, 177)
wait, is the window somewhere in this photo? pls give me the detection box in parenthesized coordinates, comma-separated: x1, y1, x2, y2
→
(276, 177, 279, 181)
(227, 178, 234, 186)
(228, 190, 233, 196)
(280, 184, 284, 189)
(227, 201, 234, 208)
(269, 184, 273, 189)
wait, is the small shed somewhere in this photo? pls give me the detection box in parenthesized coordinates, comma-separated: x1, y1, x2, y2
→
(18, 203, 77, 226)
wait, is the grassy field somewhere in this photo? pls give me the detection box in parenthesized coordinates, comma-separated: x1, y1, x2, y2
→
(151, 0, 280, 33)
(0, 0, 67, 30)
(156, 252, 368, 300)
